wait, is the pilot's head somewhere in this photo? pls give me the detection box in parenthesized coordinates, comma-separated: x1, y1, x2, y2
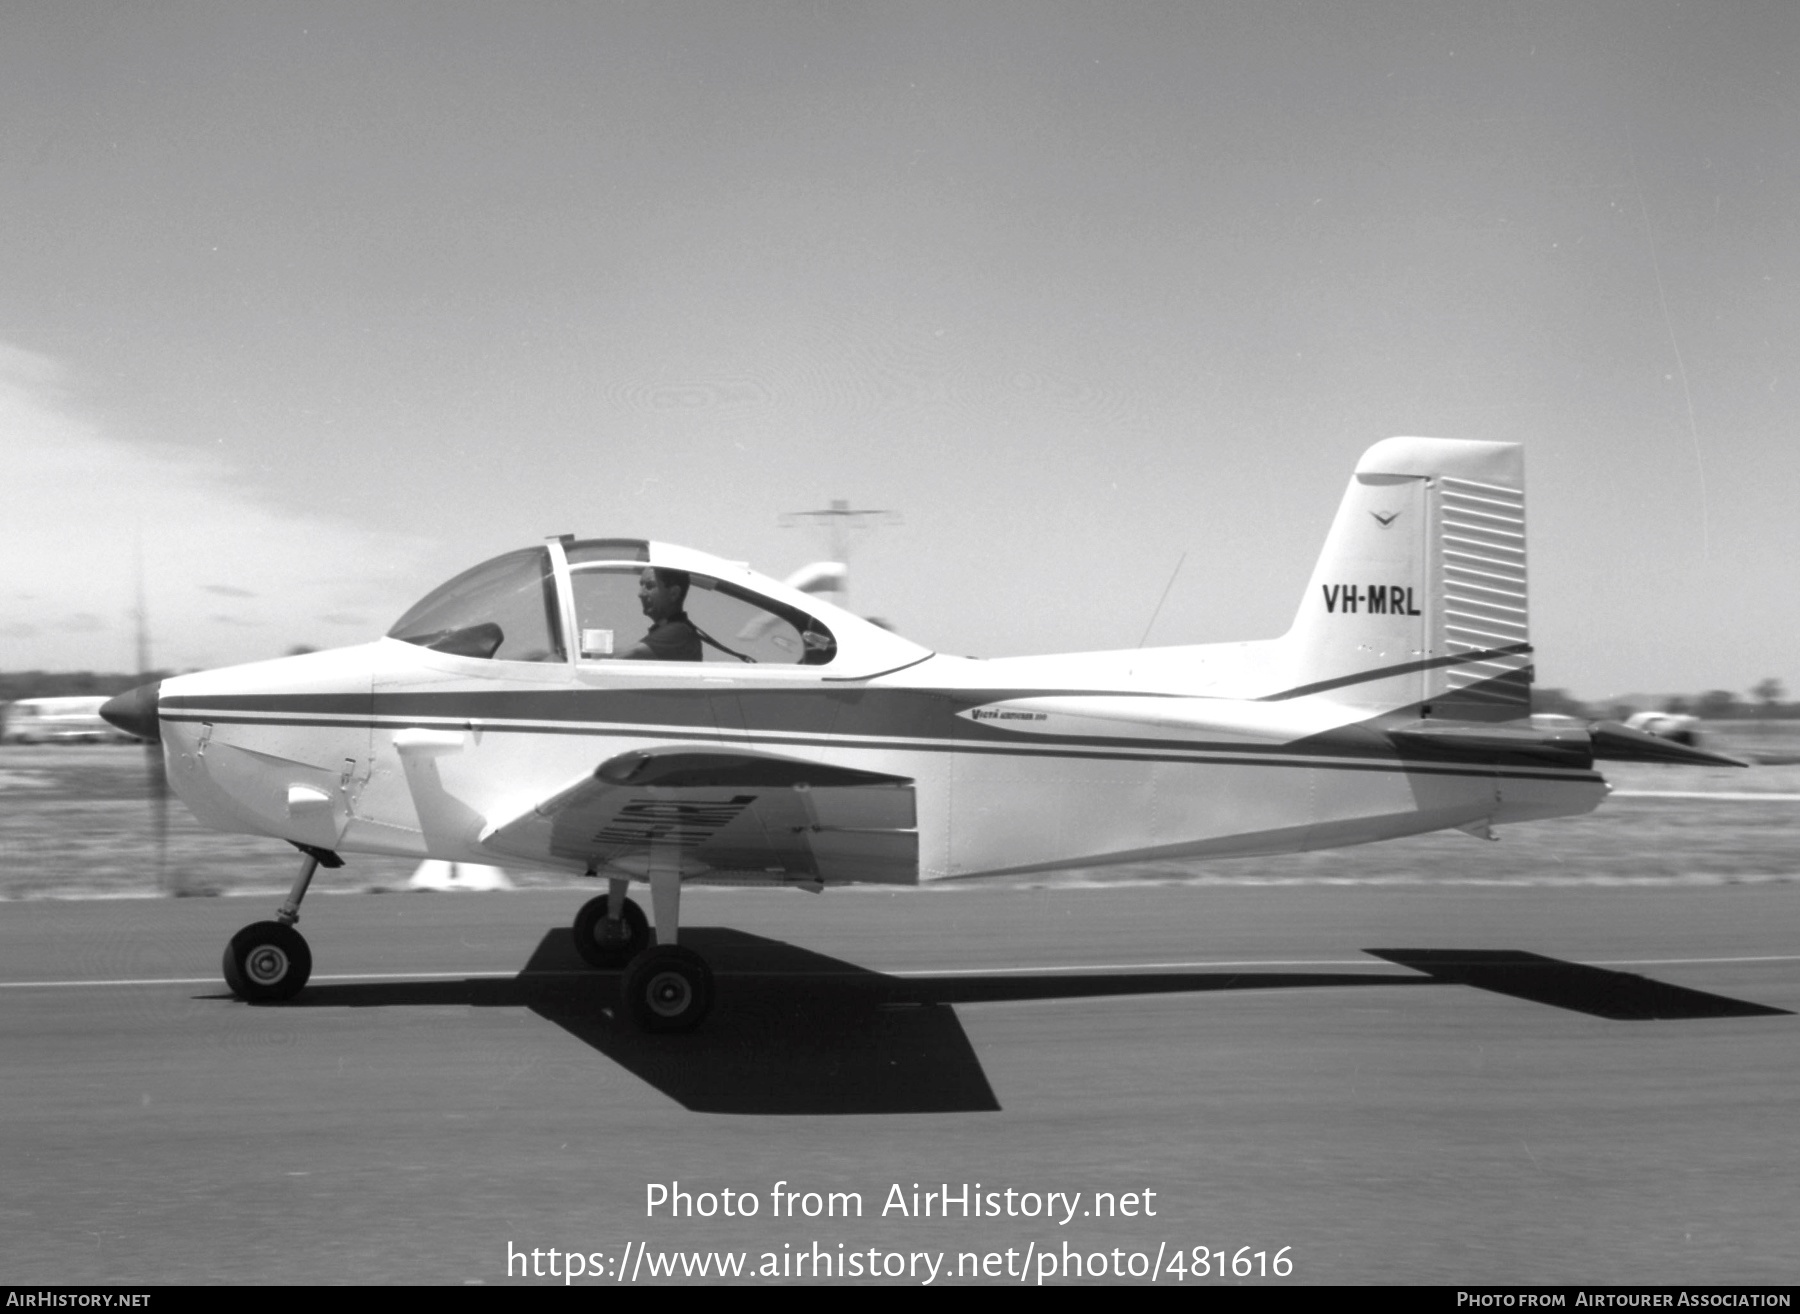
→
(638, 567, 690, 621)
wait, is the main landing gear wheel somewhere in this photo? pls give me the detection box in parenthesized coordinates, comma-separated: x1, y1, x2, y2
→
(573, 896, 650, 969)
(621, 946, 714, 1033)
(222, 921, 312, 1003)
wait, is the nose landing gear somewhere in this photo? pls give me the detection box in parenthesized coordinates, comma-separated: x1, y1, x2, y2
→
(222, 920, 312, 1003)
(222, 844, 338, 1003)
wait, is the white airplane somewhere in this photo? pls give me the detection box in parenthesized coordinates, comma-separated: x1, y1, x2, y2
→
(1623, 710, 1703, 747)
(3, 695, 131, 744)
(100, 437, 1740, 1031)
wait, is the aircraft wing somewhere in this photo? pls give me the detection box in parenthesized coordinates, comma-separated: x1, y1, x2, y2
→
(478, 747, 919, 885)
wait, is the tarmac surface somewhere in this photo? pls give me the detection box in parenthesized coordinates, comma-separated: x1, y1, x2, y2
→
(2, 882, 1796, 1285)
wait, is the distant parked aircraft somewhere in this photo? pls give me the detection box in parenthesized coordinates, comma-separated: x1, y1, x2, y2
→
(4, 696, 133, 744)
(1624, 711, 1703, 747)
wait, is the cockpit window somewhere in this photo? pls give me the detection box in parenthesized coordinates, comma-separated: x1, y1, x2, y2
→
(387, 548, 564, 662)
(568, 563, 835, 666)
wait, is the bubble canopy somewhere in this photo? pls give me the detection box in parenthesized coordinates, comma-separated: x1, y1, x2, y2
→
(386, 547, 563, 662)
(382, 539, 925, 671)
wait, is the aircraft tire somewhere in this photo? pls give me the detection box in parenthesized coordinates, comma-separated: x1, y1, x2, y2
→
(222, 921, 312, 1004)
(621, 946, 714, 1033)
(573, 896, 650, 969)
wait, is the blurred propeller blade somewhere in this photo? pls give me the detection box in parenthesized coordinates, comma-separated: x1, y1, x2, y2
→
(117, 530, 175, 894)
(118, 536, 175, 891)
(100, 680, 171, 885)
(147, 734, 169, 888)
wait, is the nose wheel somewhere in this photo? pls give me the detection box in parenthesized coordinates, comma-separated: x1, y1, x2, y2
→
(222, 844, 334, 1003)
(222, 921, 312, 1003)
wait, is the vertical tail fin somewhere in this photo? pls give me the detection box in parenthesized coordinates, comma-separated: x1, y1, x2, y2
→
(1273, 437, 1531, 720)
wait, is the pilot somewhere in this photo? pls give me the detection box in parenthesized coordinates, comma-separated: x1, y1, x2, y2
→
(621, 567, 703, 661)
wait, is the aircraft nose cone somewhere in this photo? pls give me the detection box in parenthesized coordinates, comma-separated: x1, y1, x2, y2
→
(101, 680, 162, 742)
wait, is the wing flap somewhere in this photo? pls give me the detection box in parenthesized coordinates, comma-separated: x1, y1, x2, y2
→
(804, 829, 919, 884)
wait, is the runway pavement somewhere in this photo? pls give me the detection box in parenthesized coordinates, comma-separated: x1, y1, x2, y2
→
(1, 883, 1795, 1285)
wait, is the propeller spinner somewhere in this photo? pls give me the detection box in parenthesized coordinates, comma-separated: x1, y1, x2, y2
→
(100, 680, 162, 742)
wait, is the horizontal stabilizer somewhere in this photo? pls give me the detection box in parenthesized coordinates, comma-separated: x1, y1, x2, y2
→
(1390, 718, 1748, 769)
(1388, 721, 1591, 768)
(1587, 720, 1748, 768)
(1390, 718, 1748, 768)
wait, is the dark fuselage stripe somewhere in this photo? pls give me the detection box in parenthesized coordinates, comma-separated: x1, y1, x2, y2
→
(1257, 642, 1533, 702)
(159, 711, 1597, 784)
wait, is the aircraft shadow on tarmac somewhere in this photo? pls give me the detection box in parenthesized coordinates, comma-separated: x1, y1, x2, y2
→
(272, 933, 1786, 1115)
(277, 928, 1426, 1115)
(1365, 948, 1791, 1022)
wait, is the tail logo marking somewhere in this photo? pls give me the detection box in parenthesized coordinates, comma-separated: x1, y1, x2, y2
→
(1322, 584, 1421, 616)
(1371, 511, 1400, 527)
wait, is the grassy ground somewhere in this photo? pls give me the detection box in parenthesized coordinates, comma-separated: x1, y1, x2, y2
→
(2, 723, 1796, 900)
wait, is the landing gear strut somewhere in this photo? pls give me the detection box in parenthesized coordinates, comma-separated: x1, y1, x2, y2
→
(572, 878, 650, 968)
(222, 844, 336, 1003)
(586, 851, 715, 1033)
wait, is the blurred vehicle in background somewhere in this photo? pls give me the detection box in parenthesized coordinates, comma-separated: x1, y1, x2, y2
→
(2, 695, 136, 744)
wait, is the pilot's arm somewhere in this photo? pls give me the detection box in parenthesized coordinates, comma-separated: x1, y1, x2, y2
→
(621, 618, 703, 662)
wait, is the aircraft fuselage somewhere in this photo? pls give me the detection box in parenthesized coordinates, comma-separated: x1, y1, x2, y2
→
(154, 636, 1606, 885)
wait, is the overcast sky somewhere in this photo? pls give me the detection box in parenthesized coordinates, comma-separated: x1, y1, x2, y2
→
(2, 1, 1795, 697)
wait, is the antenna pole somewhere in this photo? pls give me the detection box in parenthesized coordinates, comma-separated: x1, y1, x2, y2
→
(1137, 552, 1187, 648)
